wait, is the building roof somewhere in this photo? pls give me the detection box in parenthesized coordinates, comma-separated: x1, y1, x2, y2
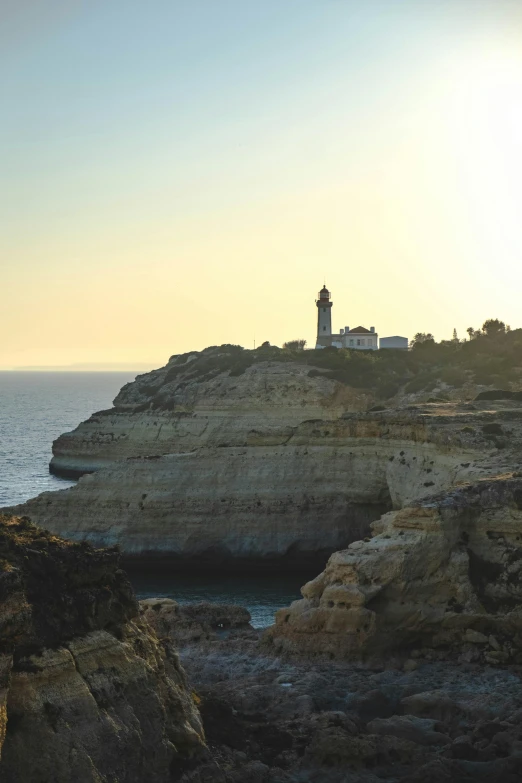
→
(347, 326, 373, 334)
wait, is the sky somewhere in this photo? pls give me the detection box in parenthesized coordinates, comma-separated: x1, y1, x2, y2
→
(2, 0, 522, 369)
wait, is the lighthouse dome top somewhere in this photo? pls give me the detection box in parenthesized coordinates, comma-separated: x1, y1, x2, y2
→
(318, 285, 331, 301)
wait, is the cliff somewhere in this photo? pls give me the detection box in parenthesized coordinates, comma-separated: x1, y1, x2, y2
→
(9, 406, 502, 568)
(48, 335, 522, 479)
(8, 343, 522, 569)
(48, 349, 372, 478)
(0, 514, 206, 782)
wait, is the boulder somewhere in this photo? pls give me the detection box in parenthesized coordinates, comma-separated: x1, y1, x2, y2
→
(367, 714, 450, 746)
(140, 599, 252, 645)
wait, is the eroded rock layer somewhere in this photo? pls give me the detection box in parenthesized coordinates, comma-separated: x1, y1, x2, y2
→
(9, 412, 490, 567)
(49, 358, 365, 478)
(268, 477, 522, 664)
(8, 346, 522, 568)
(0, 515, 205, 782)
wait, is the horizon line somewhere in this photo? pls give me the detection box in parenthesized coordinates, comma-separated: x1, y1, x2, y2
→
(1, 363, 161, 372)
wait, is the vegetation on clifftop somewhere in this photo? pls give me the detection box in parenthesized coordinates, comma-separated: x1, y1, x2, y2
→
(121, 325, 522, 410)
(305, 327, 522, 397)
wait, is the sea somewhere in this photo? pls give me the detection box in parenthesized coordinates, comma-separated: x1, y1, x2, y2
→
(0, 371, 303, 627)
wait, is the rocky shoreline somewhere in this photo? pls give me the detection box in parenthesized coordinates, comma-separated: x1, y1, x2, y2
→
(141, 599, 522, 782)
(2, 515, 522, 781)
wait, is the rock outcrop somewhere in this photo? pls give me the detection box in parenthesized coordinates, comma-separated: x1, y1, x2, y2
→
(140, 599, 252, 646)
(0, 514, 206, 782)
(268, 477, 522, 663)
(7, 345, 522, 569)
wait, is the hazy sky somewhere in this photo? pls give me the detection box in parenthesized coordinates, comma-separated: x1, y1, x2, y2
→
(2, 0, 522, 369)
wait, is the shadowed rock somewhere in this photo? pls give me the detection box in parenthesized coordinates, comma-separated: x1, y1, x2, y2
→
(0, 515, 206, 782)
(267, 479, 522, 663)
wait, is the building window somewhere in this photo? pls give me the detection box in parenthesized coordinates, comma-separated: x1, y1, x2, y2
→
(349, 339, 354, 346)
(323, 308, 326, 312)
(357, 339, 360, 346)
(323, 326, 326, 331)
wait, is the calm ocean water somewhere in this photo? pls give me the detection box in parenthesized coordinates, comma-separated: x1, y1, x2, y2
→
(0, 372, 302, 626)
(0, 371, 137, 507)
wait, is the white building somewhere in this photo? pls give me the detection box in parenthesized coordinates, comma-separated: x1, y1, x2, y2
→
(339, 326, 378, 350)
(379, 336, 408, 350)
(315, 285, 406, 351)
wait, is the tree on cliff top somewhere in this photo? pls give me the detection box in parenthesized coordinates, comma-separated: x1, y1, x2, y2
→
(482, 319, 507, 336)
(410, 333, 435, 349)
(283, 339, 307, 350)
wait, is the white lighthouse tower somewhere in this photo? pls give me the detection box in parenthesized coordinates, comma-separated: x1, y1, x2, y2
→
(316, 285, 333, 348)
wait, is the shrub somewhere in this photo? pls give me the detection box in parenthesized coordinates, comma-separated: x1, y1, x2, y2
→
(483, 422, 503, 436)
(475, 390, 514, 401)
(282, 339, 307, 350)
(439, 367, 467, 387)
(376, 381, 400, 399)
(405, 373, 437, 394)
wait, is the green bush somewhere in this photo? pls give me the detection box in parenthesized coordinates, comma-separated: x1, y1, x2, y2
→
(405, 373, 437, 394)
(483, 422, 504, 436)
(439, 368, 467, 387)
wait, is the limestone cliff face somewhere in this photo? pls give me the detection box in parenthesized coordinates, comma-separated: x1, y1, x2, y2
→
(9, 408, 493, 567)
(9, 345, 522, 568)
(0, 515, 205, 782)
(267, 477, 522, 663)
(50, 356, 370, 478)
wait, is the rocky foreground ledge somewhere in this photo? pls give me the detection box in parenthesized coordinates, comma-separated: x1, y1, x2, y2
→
(0, 514, 206, 782)
(2, 514, 522, 782)
(143, 598, 522, 782)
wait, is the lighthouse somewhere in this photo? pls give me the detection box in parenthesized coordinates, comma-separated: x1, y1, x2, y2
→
(316, 285, 333, 348)
(314, 283, 407, 350)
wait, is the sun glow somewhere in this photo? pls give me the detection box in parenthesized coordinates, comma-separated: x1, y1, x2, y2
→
(444, 46, 522, 279)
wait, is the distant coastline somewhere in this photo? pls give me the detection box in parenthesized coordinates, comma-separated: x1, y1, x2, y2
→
(3, 363, 159, 372)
